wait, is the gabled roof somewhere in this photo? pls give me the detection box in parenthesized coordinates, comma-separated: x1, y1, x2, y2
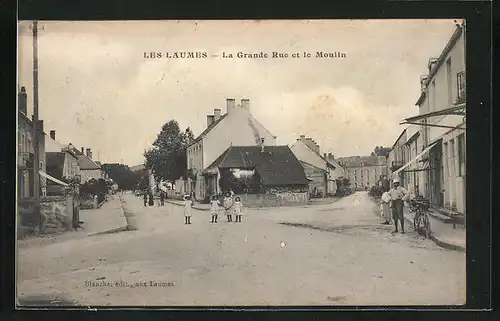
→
(77, 154, 101, 170)
(293, 139, 337, 169)
(46, 152, 65, 179)
(188, 114, 228, 147)
(206, 145, 309, 186)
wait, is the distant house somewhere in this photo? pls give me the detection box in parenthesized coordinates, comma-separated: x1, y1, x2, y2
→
(45, 130, 80, 182)
(187, 98, 277, 201)
(73, 147, 103, 183)
(336, 156, 388, 190)
(203, 143, 310, 207)
(290, 135, 345, 197)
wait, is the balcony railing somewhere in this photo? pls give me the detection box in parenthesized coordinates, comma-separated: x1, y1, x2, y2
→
(456, 71, 466, 104)
(18, 152, 34, 170)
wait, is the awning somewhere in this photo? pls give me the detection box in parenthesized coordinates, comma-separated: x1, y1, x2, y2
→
(400, 104, 466, 130)
(392, 142, 438, 177)
(402, 105, 465, 123)
(39, 171, 69, 187)
(401, 158, 432, 173)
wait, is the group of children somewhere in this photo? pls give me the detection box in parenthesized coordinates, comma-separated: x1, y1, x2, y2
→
(183, 191, 245, 225)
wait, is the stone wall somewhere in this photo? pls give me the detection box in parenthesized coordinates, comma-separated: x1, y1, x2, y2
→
(17, 196, 73, 239)
(235, 186, 309, 208)
(40, 196, 73, 233)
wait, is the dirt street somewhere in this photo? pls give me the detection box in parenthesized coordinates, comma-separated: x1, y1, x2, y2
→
(17, 192, 465, 307)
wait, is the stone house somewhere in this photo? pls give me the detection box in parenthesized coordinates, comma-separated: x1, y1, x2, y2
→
(45, 130, 81, 195)
(203, 142, 310, 207)
(337, 156, 388, 191)
(397, 23, 466, 215)
(73, 147, 103, 183)
(186, 98, 277, 201)
(17, 86, 47, 199)
(290, 135, 343, 197)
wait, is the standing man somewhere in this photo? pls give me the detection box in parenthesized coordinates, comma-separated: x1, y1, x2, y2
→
(388, 177, 410, 234)
(159, 190, 165, 206)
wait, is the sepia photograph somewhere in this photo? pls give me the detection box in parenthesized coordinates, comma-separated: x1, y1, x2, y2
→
(16, 19, 466, 307)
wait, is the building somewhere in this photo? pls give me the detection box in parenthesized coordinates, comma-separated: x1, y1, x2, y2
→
(396, 23, 466, 215)
(186, 98, 277, 201)
(387, 129, 407, 184)
(290, 135, 344, 197)
(17, 86, 47, 198)
(74, 147, 103, 183)
(45, 130, 80, 181)
(203, 143, 310, 206)
(337, 156, 388, 190)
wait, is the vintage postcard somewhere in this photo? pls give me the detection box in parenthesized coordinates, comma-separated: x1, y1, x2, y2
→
(16, 19, 466, 307)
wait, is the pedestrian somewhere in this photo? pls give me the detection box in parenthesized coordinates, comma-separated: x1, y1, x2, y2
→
(210, 195, 220, 223)
(143, 192, 148, 207)
(388, 178, 410, 234)
(233, 196, 243, 223)
(148, 192, 154, 206)
(184, 194, 192, 224)
(223, 191, 234, 222)
(160, 190, 165, 206)
(380, 190, 392, 225)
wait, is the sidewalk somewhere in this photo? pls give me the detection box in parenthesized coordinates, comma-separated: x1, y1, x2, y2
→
(403, 207, 466, 252)
(79, 195, 128, 236)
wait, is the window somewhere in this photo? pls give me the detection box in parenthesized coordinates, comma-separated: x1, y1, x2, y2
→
(431, 80, 436, 112)
(446, 58, 452, 106)
(458, 134, 466, 176)
(444, 142, 449, 176)
(449, 139, 456, 176)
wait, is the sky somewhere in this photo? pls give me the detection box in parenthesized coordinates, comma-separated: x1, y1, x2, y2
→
(17, 19, 458, 166)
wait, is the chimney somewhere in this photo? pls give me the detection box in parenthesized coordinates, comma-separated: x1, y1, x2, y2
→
(226, 98, 236, 114)
(324, 153, 327, 158)
(214, 108, 221, 121)
(241, 99, 250, 111)
(50, 130, 56, 140)
(86, 148, 92, 159)
(18, 86, 27, 115)
(260, 137, 265, 153)
(207, 115, 215, 127)
(81, 147, 84, 154)
(428, 58, 438, 72)
(300, 135, 306, 142)
(420, 75, 428, 91)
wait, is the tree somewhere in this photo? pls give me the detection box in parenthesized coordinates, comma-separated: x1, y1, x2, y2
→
(144, 120, 195, 183)
(102, 163, 142, 191)
(371, 146, 391, 157)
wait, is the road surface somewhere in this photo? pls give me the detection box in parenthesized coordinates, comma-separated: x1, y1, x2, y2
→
(17, 192, 466, 307)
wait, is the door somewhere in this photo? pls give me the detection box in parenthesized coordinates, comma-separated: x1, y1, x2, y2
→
(430, 142, 443, 207)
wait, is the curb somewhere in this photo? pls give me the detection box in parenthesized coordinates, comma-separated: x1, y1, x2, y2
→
(88, 197, 129, 236)
(402, 215, 465, 252)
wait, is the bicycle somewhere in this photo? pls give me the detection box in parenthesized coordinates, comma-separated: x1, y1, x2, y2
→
(411, 197, 431, 238)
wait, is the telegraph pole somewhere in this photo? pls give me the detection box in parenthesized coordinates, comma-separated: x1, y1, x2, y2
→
(31, 21, 42, 229)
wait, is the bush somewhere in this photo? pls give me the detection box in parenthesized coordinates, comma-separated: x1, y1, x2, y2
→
(369, 185, 384, 197)
(336, 187, 352, 197)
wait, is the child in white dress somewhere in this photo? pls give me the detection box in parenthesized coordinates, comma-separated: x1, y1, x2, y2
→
(233, 197, 243, 223)
(223, 192, 234, 222)
(210, 195, 220, 223)
(184, 194, 192, 224)
(380, 191, 392, 225)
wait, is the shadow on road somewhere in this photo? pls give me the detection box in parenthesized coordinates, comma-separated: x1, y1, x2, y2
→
(280, 222, 388, 234)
